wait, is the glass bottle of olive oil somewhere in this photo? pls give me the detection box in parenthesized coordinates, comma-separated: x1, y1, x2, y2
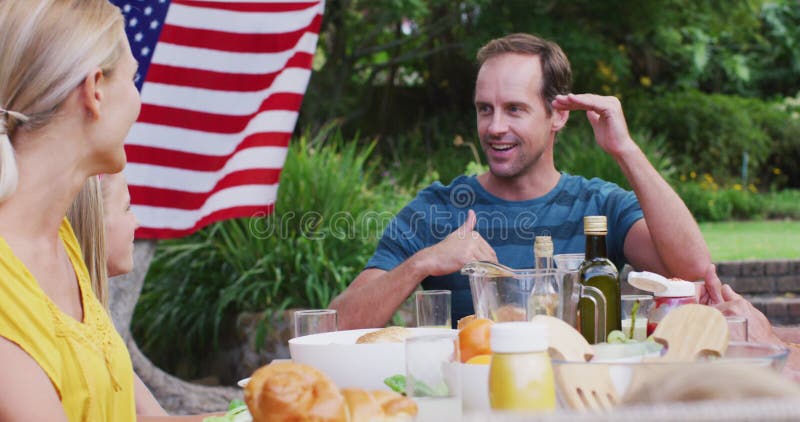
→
(579, 216, 620, 344)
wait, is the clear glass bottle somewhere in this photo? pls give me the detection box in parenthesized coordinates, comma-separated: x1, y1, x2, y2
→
(579, 216, 620, 344)
(488, 322, 556, 412)
(530, 236, 559, 317)
(534, 235, 554, 271)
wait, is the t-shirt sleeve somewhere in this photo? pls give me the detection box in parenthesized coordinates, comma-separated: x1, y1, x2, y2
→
(602, 186, 643, 267)
(365, 195, 432, 272)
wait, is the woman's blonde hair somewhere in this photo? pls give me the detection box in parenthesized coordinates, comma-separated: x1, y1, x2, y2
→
(67, 175, 109, 309)
(0, 0, 126, 201)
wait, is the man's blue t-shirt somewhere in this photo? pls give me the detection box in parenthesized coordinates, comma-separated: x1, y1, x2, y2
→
(365, 173, 644, 324)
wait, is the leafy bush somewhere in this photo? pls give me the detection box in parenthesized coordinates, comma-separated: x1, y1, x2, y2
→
(555, 121, 677, 189)
(133, 129, 414, 374)
(754, 93, 800, 189)
(629, 90, 775, 181)
(761, 189, 800, 219)
(674, 177, 765, 222)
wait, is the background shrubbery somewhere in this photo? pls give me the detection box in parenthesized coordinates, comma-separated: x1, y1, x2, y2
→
(132, 1, 800, 378)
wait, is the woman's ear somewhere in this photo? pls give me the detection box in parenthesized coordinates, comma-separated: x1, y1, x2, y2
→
(551, 108, 569, 132)
(80, 68, 105, 120)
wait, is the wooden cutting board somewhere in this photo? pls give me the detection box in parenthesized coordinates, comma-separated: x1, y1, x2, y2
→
(650, 304, 729, 362)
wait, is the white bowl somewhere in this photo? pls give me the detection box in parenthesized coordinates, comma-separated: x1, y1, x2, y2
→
(289, 327, 456, 391)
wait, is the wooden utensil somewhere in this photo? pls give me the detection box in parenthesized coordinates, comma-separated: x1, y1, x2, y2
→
(554, 363, 618, 411)
(531, 315, 617, 411)
(650, 304, 729, 361)
(531, 315, 594, 362)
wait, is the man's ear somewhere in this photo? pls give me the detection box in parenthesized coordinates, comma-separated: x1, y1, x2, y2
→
(80, 68, 105, 120)
(551, 108, 569, 132)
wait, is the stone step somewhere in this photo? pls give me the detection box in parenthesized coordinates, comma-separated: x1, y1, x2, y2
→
(716, 260, 800, 295)
(746, 294, 800, 325)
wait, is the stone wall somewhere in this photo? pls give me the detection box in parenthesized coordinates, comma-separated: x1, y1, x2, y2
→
(716, 260, 800, 325)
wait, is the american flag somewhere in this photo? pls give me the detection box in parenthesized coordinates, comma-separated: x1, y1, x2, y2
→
(112, 0, 324, 239)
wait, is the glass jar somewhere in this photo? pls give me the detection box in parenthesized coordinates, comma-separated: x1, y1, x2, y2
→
(488, 322, 555, 412)
(646, 281, 697, 336)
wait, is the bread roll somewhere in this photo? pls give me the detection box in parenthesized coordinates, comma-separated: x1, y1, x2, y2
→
(244, 362, 418, 421)
(245, 361, 347, 422)
(341, 389, 417, 421)
(355, 326, 412, 344)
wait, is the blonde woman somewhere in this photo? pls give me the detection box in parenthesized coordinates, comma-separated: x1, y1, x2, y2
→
(0, 1, 148, 420)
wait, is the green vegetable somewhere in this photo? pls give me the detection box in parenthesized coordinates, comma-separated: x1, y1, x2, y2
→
(607, 330, 627, 344)
(629, 299, 641, 340)
(384, 374, 407, 395)
(383, 374, 449, 397)
(202, 402, 251, 422)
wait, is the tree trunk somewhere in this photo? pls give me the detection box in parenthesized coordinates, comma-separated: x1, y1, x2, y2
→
(109, 239, 241, 415)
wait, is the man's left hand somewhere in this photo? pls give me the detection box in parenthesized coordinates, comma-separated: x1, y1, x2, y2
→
(551, 93, 635, 157)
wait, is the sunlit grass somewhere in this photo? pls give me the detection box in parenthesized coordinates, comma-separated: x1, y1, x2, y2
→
(701, 220, 800, 261)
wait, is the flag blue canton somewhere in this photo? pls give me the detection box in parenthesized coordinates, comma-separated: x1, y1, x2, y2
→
(110, 0, 170, 91)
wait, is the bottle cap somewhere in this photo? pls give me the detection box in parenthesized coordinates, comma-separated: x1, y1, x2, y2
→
(628, 271, 696, 297)
(490, 322, 548, 353)
(584, 216, 607, 235)
(534, 235, 554, 257)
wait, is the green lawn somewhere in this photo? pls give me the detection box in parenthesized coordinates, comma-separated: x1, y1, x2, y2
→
(700, 220, 800, 261)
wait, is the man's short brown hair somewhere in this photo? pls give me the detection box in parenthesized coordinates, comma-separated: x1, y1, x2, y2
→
(476, 33, 572, 114)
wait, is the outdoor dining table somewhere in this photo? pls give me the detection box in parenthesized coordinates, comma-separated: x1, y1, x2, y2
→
(459, 396, 800, 421)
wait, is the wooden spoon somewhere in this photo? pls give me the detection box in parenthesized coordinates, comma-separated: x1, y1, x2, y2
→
(650, 304, 729, 361)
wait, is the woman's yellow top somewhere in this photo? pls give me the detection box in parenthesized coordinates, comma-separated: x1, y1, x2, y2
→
(0, 218, 136, 422)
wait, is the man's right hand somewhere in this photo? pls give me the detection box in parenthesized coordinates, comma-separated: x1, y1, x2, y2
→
(418, 209, 498, 277)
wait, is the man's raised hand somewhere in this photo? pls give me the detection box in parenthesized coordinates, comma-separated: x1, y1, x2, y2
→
(551, 93, 636, 157)
(420, 209, 498, 277)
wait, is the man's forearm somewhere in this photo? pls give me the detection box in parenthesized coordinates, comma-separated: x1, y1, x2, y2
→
(615, 145, 710, 279)
(330, 252, 431, 329)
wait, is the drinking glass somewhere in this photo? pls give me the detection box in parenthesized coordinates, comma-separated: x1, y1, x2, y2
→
(621, 294, 653, 341)
(405, 332, 461, 422)
(415, 290, 452, 328)
(726, 315, 749, 342)
(293, 309, 337, 338)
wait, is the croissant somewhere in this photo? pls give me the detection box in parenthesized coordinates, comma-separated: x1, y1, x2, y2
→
(341, 389, 417, 421)
(245, 362, 418, 422)
(245, 361, 347, 422)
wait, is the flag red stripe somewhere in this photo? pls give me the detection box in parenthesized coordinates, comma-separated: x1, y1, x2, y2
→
(135, 204, 275, 239)
(145, 52, 312, 91)
(129, 169, 282, 210)
(137, 93, 303, 133)
(159, 15, 322, 53)
(125, 133, 291, 171)
(173, 0, 319, 13)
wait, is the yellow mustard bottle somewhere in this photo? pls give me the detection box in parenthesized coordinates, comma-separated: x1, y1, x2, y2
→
(488, 321, 556, 412)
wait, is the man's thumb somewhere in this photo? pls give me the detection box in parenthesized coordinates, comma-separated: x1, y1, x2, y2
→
(460, 209, 476, 233)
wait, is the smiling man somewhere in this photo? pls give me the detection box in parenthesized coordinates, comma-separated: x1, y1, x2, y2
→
(330, 33, 719, 328)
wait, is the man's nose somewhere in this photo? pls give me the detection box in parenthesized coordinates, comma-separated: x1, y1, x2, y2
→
(487, 111, 508, 135)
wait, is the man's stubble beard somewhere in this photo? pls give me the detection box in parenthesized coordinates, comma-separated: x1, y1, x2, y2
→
(486, 143, 547, 181)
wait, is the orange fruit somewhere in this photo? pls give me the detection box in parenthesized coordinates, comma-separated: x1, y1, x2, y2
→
(458, 318, 493, 363)
(465, 354, 491, 365)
